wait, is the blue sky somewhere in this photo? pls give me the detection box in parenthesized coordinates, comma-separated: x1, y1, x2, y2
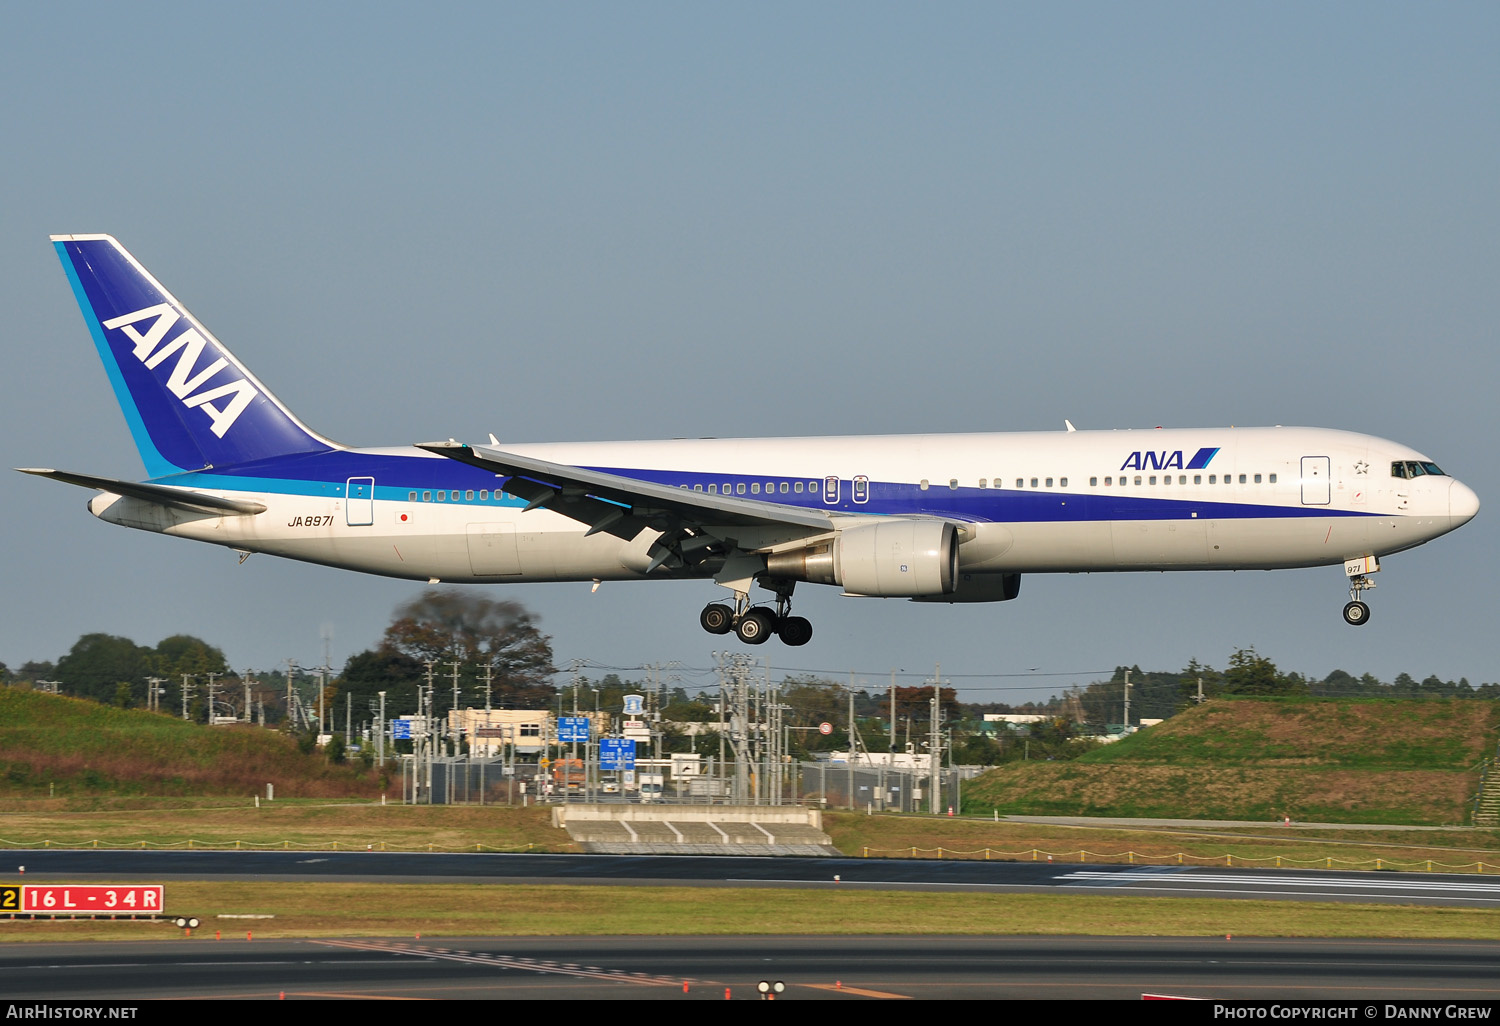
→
(3, 3, 1496, 701)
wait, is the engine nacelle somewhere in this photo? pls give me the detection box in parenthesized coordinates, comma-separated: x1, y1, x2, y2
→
(767, 520, 957, 597)
(911, 572, 1022, 603)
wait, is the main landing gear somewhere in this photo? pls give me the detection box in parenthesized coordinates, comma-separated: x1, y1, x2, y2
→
(699, 592, 813, 647)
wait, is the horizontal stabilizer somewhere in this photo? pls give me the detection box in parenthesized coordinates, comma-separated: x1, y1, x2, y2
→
(16, 468, 267, 515)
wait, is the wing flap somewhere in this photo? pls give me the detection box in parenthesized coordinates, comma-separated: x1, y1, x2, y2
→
(415, 442, 836, 541)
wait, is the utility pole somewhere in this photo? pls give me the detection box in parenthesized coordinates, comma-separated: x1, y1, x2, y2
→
(928, 662, 944, 815)
(377, 691, 386, 767)
(889, 669, 897, 748)
(1123, 669, 1132, 733)
(447, 660, 462, 757)
(180, 673, 193, 721)
(145, 677, 165, 714)
(286, 660, 298, 731)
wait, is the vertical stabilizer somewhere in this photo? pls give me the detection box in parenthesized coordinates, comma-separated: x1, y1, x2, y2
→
(51, 234, 336, 478)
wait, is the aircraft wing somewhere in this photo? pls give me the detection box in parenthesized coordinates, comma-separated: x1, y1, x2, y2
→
(15, 468, 268, 516)
(416, 441, 836, 546)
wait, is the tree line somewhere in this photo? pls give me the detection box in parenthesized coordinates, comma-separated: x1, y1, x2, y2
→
(5, 592, 1495, 765)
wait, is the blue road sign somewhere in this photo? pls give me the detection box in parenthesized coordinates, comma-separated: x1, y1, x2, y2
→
(600, 738, 636, 772)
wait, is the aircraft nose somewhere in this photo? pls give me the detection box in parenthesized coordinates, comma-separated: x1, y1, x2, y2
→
(1450, 479, 1480, 524)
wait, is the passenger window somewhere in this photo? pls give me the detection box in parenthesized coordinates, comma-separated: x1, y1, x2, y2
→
(1135, 476, 1142, 486)
(694, 484, 703, 491)
(751, 483, 760, 494)
(1030, 478, 1038, 488)
(795, 481, 804, 493)
(466, 490, 475, 501)
(1045, 478, 1053, 488)
(979, 478, 987, 489)
(1163, 476, 1171, 486)
(1060, 477, 1068, 487)
(480, 490, 489, 500)
(853, 476, 870, 503)
(422, 491, 431, 502)
(780, 482, 789, 494)
(708, 484, 717, 494)
(437, 491, 446, 501)
(1015, 478, 1023, 488)
(1238, 474, 1247, 484)
(1178, 475, 1186, 485)
(1254, 474, 1262, 484)
(1090, 477, 1098, 487)
(823, 476, 838, 503)
(1269, 474, 1277, 483)
(920, 479, 930, 490)
(1193, 475, 1201, 485)
(408, 491, 417, 501)
(949, 478, 959, 490)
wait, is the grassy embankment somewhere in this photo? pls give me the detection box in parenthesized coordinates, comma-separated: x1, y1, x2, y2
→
(0, 689, 381, 799)
(963, 697, 1500, 825)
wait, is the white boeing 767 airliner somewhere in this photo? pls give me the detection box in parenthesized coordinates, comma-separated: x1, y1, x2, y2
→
(20, 235, 1479, 646)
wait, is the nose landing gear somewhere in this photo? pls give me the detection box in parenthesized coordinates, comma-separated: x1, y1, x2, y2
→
(1342, 556, 1378, 626)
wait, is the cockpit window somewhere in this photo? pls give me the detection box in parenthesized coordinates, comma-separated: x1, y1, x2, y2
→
(1392, 461, 1446, 479)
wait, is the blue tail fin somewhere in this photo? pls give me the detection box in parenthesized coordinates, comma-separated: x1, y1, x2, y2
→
(51, 234, 336, 479)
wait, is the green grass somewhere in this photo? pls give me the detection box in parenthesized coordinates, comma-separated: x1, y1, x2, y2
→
(964, 697, 1500, 824)
(7, 882, 1500, 942)
(0, 690, 382, 798)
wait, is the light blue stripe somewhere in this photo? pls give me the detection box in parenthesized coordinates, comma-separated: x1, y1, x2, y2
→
(162, 471, 527, 506)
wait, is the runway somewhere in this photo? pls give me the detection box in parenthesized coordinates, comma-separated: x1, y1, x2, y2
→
(3, 935, 1500, 1000)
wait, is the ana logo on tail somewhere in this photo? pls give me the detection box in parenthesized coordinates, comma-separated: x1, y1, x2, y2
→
(101, 304, 259, 438)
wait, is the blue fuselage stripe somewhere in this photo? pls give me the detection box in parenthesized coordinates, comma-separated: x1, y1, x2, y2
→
(162, 452, 1380, 524)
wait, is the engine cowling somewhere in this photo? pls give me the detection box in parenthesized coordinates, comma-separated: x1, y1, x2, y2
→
(767, 519, 957, 597)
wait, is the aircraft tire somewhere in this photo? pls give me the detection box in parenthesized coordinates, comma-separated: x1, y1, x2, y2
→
(1342, 601, 1370, 626)
(736, 608, 775, 645)
(777, 616, 813, 647)
(700, 604, 734, 634)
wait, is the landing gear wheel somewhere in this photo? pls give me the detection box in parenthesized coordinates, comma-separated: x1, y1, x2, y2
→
(1342, 601, 1370, 626)
(700, 603, 734, 635)
(735, 608, 776, 645)
(777, 615, 813, 647)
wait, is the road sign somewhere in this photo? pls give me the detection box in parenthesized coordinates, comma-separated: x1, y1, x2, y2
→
(819, 722, 833, 735)
(600, 738, 636, 771)
(559, 716, 590, 743)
